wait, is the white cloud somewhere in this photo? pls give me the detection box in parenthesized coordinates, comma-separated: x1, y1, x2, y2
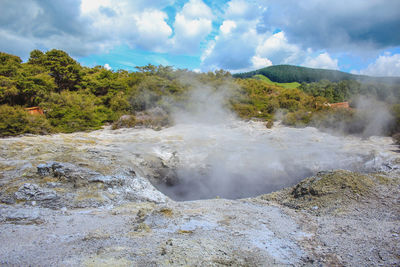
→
(200, 26, 260, 71)
(260, 0, 400, 53)
(228, 56, 272, 74)
(0, 0, 176, 57)
(133, 10, 172, 52)
(170, 0, 213, 54)
(220, 20, 237, 35)
(81, 1, 173, 52)
(225, 0, 258, 20)
(104, 63, 112, 70)
(201, 12, 341, 73)
(302, 52, 339, 70)
(180, 0, 213, 19)
(0, 0, 178, 58)
(173, 14, 211, 39)
(357, 54, 400, 77)
(81, 0, 174, 13)
(256, 31, 302, 65)
(80, 0, 112, 13)
(2, 0, 399, 74)
(251, 56, 272, 69)
(199, 0, 265, 72)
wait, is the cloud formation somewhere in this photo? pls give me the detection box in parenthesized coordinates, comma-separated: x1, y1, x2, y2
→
(303, 52, 339, 70)
(255, 32, 303, 65)
(356, 53, 400, 77)
(200, 1, 265, 71)
(169, 0, 213, 54)
(198, 3, 340, 72)
(0, 0, 89, 56)
(262, 0, 400, 53)
(0, 0, 399, 74)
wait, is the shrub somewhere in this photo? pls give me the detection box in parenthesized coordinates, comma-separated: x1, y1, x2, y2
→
(111, 115, 136, 130)
(266, 120, 273, 128)
(310, 108, 369, 135)
(40, 91, 109, 133)
(283, 110, 312, 126)
(0, 105, 53, 137)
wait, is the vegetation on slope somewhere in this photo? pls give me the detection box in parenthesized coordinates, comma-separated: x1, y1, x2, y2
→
(233, 64, 400, 84)
(0, 49, 399, 139)
(298, 79, 400, 104)
(253, 74, 300, 89)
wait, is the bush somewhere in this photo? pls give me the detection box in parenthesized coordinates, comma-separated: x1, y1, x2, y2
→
(310, 108, 371, 135)
(266, 120, 273, 128)
(283, 110, 312, 126)
(40, 91, 110, 133)
(111, 115, 136, 130)
(0, 105, 53, 137)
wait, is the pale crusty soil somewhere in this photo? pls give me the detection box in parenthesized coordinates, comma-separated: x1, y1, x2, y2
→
(0, 124, 399, 266)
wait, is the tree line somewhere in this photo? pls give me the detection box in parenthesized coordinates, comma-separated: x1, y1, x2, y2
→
(0, 49, 399, 139)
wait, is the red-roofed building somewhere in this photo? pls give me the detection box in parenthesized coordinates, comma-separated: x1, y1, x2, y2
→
(25, 107, 44, 115)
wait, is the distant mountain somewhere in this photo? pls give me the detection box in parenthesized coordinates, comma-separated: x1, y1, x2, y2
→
(233, 65, 400, 84)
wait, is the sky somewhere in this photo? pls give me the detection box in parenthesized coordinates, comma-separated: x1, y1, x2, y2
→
(1, 0, 400, 76)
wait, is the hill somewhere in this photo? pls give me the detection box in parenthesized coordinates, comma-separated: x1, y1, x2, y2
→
(233, 65, 400, 84)
(252, 74, 300, 89)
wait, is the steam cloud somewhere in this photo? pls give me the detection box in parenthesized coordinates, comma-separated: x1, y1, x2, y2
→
(137, 79, 396, 201)
(353, 96, 394, 137)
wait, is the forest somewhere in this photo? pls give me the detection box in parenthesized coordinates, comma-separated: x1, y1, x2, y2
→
(234, 64, 400, 84)
(0, 49, 399, 141)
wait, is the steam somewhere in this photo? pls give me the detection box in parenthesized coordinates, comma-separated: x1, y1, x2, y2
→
(308, 95, 395, 138)
(171, 83, 236, 125)
(353, 96, 394, 137)
(136, 79, 396, 201)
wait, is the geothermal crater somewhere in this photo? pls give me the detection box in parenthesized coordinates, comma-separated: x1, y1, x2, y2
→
(0, 120, 397, 204)
(1, 120, 399, 266)
(120, 120, 397, 201)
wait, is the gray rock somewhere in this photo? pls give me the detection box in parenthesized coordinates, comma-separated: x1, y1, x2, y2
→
(37, 163, 51, 176)
(91, 170, 169, 203)
(88, 171, 133, 187)
(0, 195, 16, 204)
(15, 183, 58, 202)
(37, 162, 101, 187)
(138, 155, 180, 186)
(46, 182, 62, 188)
(0, 205, 45, 224)
(124, 175, 169, 203)
(36, 161, 168, 206)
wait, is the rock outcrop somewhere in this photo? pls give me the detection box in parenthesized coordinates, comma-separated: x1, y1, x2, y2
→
(0, 123, 399, 266)
(0, 161, 169, 209)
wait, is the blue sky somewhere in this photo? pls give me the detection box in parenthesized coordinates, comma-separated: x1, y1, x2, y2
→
(1, 0, 400, 76)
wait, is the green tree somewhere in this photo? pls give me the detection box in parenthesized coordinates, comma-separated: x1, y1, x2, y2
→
(0, 52, 22, 77)
(0, 76, 19, 105)
(28, 49, 46, 66)
(41, 91, 110, 133)
(43, 49, 82, 92)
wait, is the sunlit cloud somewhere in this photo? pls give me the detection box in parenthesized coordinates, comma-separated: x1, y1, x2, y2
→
(0, 0, 399, 73)
(354, 53, 400, 77)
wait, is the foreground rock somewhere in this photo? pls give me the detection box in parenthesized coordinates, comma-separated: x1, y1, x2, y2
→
(0, 199, 309, 266)
(0, 169, 399, 266)
(0, 124, 399, 266)
(260, 169, 400, 266)
(1, 161, 168, 209)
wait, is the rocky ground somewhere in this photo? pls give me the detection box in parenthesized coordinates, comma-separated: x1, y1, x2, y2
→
(0, 123, 399, 266)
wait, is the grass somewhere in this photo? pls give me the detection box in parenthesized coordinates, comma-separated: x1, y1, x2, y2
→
(253, 74, 300, 89)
